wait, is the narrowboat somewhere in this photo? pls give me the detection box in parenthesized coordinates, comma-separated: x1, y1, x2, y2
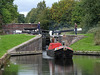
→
(47, 43, 73, 59)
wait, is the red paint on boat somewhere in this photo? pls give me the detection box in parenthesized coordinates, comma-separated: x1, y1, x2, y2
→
(48, 43, 62, 50)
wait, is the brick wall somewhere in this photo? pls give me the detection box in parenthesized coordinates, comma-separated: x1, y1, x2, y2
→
(2, 23, 38, 34)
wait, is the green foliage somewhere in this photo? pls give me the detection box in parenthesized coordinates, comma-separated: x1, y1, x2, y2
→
(0, 30, 3, 35)
(37, 8, 51, 30)
(71, 1, 83, 24)
(26, 0, 47, 23)
(0, 34, 35, 57)
(51, 0, 75, 24)
(25, 0, 100, 31)
(26, 0, 76, 30)
(1, 8, 12, 23)
(18, 14, 25, 23)
(6, 4, 18, 21)
(29, 8, 37, 23)
(94, 27, 100, 45)
(25, 8, 37, 23)
(36, 0, 51, 30)
(80, 0, 100, 33)
(0, 0, 18, 26)
(0, 0, 3, 28)
(0, 14, 2, 28)
(37, 0, 46, 13)
(26, 0, 51, 30)
(87, 27, 99, 33)
(71, 0, 100, 33)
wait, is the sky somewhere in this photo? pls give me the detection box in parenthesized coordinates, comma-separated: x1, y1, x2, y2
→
(14, 0, 59, 16)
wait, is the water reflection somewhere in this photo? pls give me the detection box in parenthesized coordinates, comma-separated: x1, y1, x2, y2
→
(0, 52, 100, 75)
(1, 55, 42, 75)
(49, 59, 73, 75)
(73, 55, 100, 75)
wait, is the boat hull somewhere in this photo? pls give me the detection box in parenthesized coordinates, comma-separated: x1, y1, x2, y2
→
(54, 48, 73, 59)
(47, 48, 73, 59)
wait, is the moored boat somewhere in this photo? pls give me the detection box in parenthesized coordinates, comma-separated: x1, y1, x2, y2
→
(47, 43, 73, 59)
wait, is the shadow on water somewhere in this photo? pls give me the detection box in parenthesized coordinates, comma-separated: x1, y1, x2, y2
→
(55, 58, 73, 67)
(42, 51, 74, 75)
(49, 59, 74, 75)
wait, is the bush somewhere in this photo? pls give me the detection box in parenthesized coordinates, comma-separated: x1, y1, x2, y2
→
(0, 30, 3, 35)
(94, 27, 100, 45)
(87, 27, 99, 33)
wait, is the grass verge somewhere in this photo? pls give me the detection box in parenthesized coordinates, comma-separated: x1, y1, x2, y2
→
(0, 34, 35, 57)
(70, 34, 100, 51)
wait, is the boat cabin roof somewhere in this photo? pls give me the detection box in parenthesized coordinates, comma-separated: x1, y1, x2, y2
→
(48, 43, 62, 50)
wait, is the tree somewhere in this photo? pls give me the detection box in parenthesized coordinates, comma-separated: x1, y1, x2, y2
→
(1, 8, 11, 23)
(0, 14, 2, 29)
(26, 0, 77, 30)
(71, 1, 83, 24)
(37, 7, 51, 30)
(26, 0, 47, 24)
(18, 14, 25, 23)
(51, 0, 75, 25)
(0, 0, 18, 26)
(25, 8, 37, 23)
(36, 0, 51, 30)
(37, 0, 46, 14)
(0, 0, 3, 28)
(26, 0, 51, 30)
(80, 0, 100, 33)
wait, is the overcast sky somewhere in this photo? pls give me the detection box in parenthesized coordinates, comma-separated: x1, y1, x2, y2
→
(14, 0, 59, 16)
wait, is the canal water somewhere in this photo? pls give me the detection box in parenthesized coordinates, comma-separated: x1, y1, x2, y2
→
(0, 51, 100, 75)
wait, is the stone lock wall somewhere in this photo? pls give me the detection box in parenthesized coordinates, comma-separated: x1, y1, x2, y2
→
(0, 53, 10, 69)
(8, 35, 42, 55)
(0, 35, 42, 69)
(59, 35, 85, 46)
